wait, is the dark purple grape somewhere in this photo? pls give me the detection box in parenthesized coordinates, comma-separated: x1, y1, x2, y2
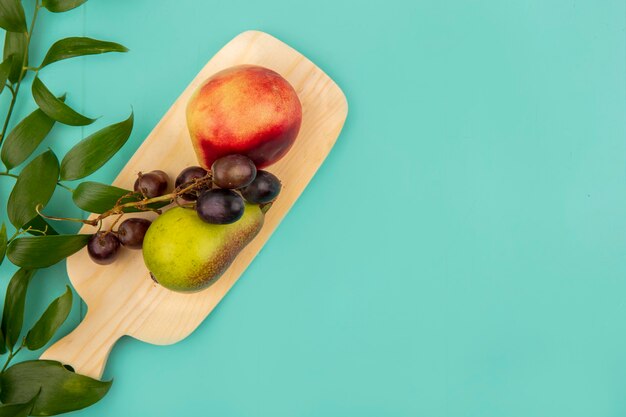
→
(134, 170, 170, 198)
(88, 232, 120, 265)
(196, 189, 244, 224)
(117, 218, 152, 249)
(152, 170, 169, 184)
(175, 166, 209, 200)
(211, 154, 257, 189)
(240, 170, 281, 204)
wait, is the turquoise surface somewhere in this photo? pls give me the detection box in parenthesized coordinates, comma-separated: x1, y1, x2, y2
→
(1, 0, 625, 415)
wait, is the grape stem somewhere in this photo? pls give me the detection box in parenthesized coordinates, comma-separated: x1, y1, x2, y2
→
(37, 175, 214, 228)
(97, 175, 212, 219)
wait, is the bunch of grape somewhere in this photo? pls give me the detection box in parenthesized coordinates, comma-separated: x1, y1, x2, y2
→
(87, 154, 281, 264)
(193, 155, 281, 223)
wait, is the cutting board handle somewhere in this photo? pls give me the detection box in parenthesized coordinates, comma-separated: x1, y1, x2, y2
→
(40, 309, 125, 380)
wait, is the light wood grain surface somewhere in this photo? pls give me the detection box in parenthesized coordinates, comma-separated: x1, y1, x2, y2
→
(40, 31, 348, 379)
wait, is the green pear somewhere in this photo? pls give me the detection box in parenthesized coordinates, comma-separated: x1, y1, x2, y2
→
(142, 205, 264, 292)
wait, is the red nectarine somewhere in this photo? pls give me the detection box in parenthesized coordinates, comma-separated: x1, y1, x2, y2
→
(186, 65, 302, 169)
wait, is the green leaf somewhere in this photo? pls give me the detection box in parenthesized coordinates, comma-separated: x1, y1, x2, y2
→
(1, 268, 35, 350)
(0, 55, 13, 95)
(0, 223, 6, 265)
(1, 107, 57, 169)
(42, 0, 87, 13)
(6, 234, 90, 268)
(0, 390, 39, 417)
(32, 77, 94, 126)
(41, 37, 128, 68)
(73, 181, 132, 213)
(0, 0, 26, 33)
(26, 286, 72, 350)
(72, 181, 167, 213)
(0, 360, 112, 416)
(3, 31, 26, 83)
(7, 150, 59, 229)
(22, 215, 58, 236)
(60, 111, 133, 180)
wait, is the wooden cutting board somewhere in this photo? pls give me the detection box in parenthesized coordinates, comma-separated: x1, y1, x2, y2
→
(40, 30, 348, 379)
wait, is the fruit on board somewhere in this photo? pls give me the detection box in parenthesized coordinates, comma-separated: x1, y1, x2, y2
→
(88, 232, 120, 265)
(117, 218, 152, 249)
(134, 170, 170, 198)
(143, 205, 264, 292)
(196, 189, 245, 225)
(175, 166, 209, 201)
(240, 170, 281, 204)
(186, 65, 302, 169)
(87, 159, 282, 267)
(212, 154, 257, 189)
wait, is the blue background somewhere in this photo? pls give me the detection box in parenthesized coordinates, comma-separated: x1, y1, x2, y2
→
(1, 0, 625, 416)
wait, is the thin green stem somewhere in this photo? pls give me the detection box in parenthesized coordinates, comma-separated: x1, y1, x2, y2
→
(2, 351, 13, 371)
(0, 171, 74, 194)
(0, 0, 41, 150)
(2, 341, 24, 371)
(6, 225, 48, 245)
(8, 227, 31, 242)
(7, 228, 21, 242)
(56, 182, 74, 192)
(0, 89, 19, 149)
(12, 344, 22, 358)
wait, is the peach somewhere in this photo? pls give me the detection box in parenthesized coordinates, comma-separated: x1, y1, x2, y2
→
(186, 65, 302, 169)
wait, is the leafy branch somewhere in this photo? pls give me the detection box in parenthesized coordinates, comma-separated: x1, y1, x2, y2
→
(0, 0, 132, 414)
